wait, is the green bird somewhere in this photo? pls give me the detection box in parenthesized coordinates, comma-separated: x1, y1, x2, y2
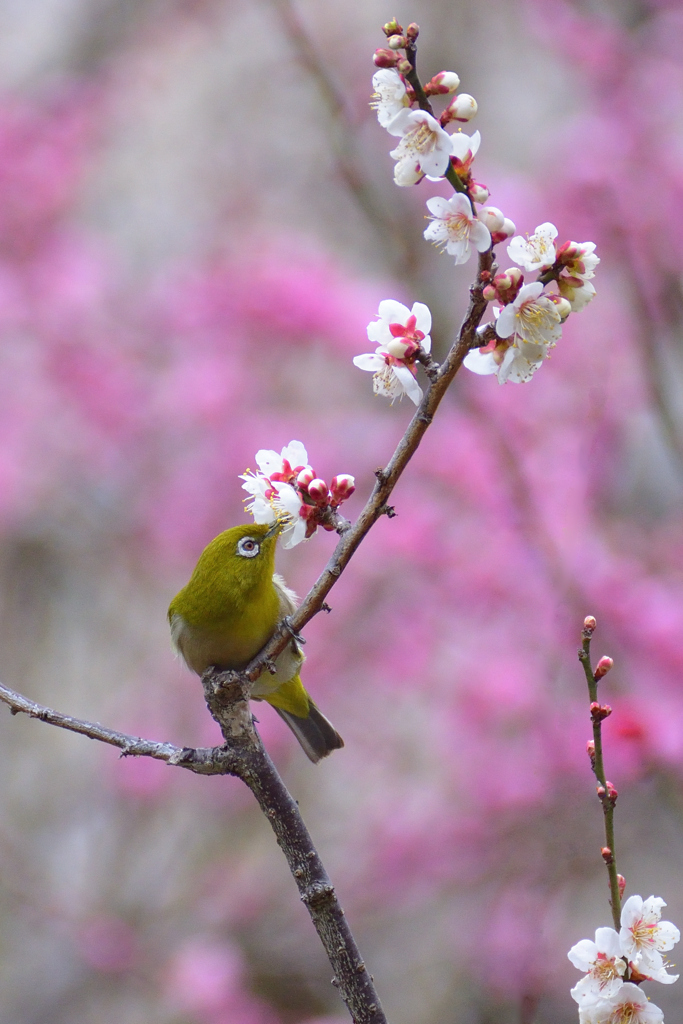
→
(168, 522, 344, 762)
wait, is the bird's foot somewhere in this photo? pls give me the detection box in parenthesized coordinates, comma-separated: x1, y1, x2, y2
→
(282, 616, 306, 645)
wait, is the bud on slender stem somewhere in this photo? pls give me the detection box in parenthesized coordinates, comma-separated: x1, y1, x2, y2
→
(595, 656, 614, 680)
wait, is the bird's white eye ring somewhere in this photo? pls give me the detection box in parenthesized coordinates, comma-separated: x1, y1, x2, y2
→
(237, 536, 260, 558)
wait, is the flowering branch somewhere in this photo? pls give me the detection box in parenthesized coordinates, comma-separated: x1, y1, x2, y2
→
(578, 617, 622, 931)
(239, 248, 494, 685)
(570, 619, 681, 1023)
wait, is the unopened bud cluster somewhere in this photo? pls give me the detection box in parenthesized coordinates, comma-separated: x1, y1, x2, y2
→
(242, 441, 355, 548)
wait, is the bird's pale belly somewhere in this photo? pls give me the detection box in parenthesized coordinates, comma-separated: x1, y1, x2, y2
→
(170, 613, 303, 691)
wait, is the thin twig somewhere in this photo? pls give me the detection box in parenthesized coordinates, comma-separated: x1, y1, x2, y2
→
(578, 624, 622, 931)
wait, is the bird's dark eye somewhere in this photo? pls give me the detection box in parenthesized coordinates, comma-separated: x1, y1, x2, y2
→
(237, 536, 260, 558)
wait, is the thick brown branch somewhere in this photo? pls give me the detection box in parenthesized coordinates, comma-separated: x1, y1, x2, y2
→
(0, 676, 388, 1022)
(235, 737, 388, 1024)
(0, 682, 245, 773)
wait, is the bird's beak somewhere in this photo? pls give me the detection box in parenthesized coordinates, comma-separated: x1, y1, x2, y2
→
(265, 519, 283, 539)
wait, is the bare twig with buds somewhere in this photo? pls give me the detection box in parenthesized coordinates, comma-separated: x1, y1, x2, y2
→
(579, 616, 622, 930)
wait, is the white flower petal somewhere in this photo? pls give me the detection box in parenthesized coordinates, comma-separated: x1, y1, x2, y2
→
(377, 299, 412, 324)
(281, 440, 308, 469)
(495, 304, 517, 339)
(411, 301, 432, 336)
(463, 349, 498, 376)
(254, 448, 284, 475)
(392, 363, 423, 405)
(568, 939, 599, 972)
(353, 352, 385, 371)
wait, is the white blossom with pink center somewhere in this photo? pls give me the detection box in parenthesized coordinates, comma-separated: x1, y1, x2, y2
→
(568, 927, 627, 1005)
(387, 109, 454, 185)
(578, 983, 663, 1024)
(371, 69, 411, 128)
(424, 193, 491, 264)
(241, 441, 311, 546)
(620, 895, 680, 979)
(354, 300, 431, 405)
(496, 281, 562, 351)
(507, 222, 558, 272)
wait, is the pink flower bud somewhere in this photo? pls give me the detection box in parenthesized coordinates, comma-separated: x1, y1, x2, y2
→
(387, 34, 406, 49)
(549, 295, 572, 319)
(427, 71, 460, 95)
(373, 48, 399, 68)
(596, 785, 606, 797)
(330, 474, 356, 503)
(584, 615, 597, 632)
(590, 702, 612, 721)
(617, 874, 626, 897)
(556, 240, 581, 263)
(444, 93, 478, 122)
(483, 284, 497, 302)
(307, 478, 329, 505)
(495, 268, 523, 291)
(601, 846, 613, 863)
(385, 336, 417, 359)
(296, 467, 315, 491)
(469, 182, 489, 203)
(382, 18, 403, 36)
(606, 781, 618, 801)
(586, 740, 595, 757)
(477, 206, 505, 233)
(396, 57, 412, 76)
(595, 656, 614, 680)
(406, 22, 419, 41)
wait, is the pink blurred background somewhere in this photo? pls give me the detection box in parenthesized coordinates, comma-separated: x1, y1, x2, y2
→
(1, 0, 683, 1021)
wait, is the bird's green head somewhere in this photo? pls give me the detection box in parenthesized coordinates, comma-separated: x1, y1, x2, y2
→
(172, 520, 282, 623)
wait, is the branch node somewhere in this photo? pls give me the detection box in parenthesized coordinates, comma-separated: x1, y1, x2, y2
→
(301, 881, 335, 907)
(374, 466, 387, 482)
(321, 602, 332, 613)
(328, 565, 342, 578)
(380, 504, 397, 518)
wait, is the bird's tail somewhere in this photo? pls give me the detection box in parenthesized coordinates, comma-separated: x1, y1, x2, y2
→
(274, 702, 344, 763)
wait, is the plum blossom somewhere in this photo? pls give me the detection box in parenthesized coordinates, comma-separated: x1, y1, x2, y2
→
(354, 300, 431, 405)
(241, 442, 354, 548)
(424, 193, 491, 264)
(620, 895, 680, 979)
(371, 69, 411, 128)
(568, 927, 627, 1004)
(464, 340, 545, 385)
(446, 129, 480, 180)
(497, 282, 562, 349)
(578, 983, 663, 1024)
(558, 240, 600, 281)
(507, 222, 558, 272)
(387, 109, 454, 185)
